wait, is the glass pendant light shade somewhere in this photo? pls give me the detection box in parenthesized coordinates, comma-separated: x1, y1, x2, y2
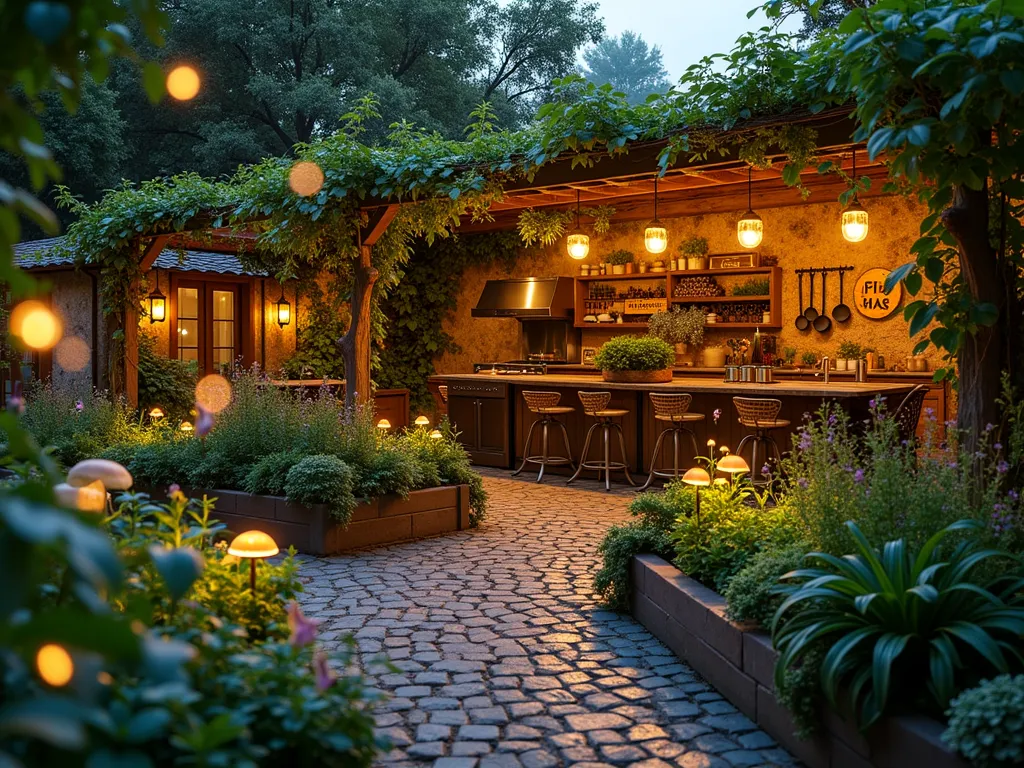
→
(737, 166, 763, 248)
(841, 149, 868, 242)
(737, 210, 764, 249)
(567, 230, 590, 259)
(645, 176, 668, 254)
(566, 189, 591, 259)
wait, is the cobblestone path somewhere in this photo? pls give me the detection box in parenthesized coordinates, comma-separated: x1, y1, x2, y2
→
(298, 470, 796, 768)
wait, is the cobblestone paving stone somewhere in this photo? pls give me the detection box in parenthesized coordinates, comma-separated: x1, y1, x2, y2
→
(297, 469, 797, 768)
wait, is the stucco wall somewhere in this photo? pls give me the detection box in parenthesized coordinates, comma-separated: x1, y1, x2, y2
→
(437, 195, 930, 372)
(49, 270, 97, 392)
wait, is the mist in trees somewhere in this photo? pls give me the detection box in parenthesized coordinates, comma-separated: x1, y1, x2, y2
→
(580, 30, 671, 104)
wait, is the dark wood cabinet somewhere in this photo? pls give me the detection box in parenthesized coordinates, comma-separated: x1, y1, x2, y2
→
(446, 381, 510, 468)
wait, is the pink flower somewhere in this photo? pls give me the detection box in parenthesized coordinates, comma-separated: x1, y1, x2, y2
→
(195, 405, 215, 437)
(313, 651, 335, 691)
(8, 394, 25, 415)
(287, 601, 318, 648)
(75, 399, 84, 413)
(713, 409, 721, 424)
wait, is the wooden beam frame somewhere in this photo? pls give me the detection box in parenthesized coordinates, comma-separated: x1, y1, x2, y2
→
(122, 235, 172, 408)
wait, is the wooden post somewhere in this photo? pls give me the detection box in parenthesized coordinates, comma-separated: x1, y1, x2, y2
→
(338, 205, 399, 409)
(122, 235, 171, 409)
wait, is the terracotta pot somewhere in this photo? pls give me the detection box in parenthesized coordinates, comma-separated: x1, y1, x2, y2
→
(601, 368, 674, 383)
(625, 263, 634, 274)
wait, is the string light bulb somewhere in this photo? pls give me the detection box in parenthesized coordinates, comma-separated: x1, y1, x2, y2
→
(566, 189, 590, 260)
(644, 176, 668, 254)
(841, 148, 869, 243)
(737, 166, 763, 249)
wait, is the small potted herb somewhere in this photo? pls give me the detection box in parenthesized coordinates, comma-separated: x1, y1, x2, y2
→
(679, 237, 709, 270)
(800, 350, 818, 368)
(607, 249, 634, 275)
(647, 307, 705, 366)
(835, 340, 863, 371)
(782, 346, 797, 366)
(593, 336, 675, 383)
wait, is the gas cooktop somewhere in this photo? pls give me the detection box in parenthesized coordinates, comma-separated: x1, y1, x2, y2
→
(473, 361, 550, 375)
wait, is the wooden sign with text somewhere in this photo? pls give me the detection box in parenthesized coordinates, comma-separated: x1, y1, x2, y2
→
(624, 298, 668, 314)
(709, 252, 759, 270)
(853, 267, 902, 320)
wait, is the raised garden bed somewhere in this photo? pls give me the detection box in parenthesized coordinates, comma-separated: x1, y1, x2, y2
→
(630, 554, 968, 768)
(155, 484, 470, 555)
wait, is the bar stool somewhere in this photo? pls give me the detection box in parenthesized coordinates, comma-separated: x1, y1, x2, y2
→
(567, 391, 635, 491)
(733, 397, 789, 483)
(513, 391, 576, 483)
(639, 393, 706, 491)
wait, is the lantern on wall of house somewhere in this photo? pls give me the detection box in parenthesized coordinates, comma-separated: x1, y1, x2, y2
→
(148, 269, 166, 323)
(275, 288, 291, 328)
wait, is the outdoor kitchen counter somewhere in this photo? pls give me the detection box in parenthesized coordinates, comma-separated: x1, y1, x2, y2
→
(430, 373, 916, 475)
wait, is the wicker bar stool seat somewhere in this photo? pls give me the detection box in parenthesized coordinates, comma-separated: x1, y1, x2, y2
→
(512, 391, 575, 483)
(733, 397, 789, 483)
(567, 391, 635, 491)
(437, 384, 448, 404)
(639, 393, 705, 491)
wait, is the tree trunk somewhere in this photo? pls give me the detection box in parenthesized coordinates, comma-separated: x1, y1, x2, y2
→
(338, 244, 377, 409)
(942, 182, 1004, 448)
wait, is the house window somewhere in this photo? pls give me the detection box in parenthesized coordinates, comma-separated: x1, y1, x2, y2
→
(172, 279, 246, 373)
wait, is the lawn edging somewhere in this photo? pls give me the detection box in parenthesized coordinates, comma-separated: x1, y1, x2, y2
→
(630, 554, 968, 768)
(148, 484, 471, 555)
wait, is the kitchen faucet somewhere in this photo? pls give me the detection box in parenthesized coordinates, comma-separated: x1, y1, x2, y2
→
(819, 356, 830, 384)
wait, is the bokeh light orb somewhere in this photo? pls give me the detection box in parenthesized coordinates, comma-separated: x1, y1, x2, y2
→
(289, 161, 324, 197)
(36, 644, 74, 687)
(10, 300, 62, 351)
(195, 374, 232, 414)
(166, 66, 200, 101)
(54, 335, 90, 371)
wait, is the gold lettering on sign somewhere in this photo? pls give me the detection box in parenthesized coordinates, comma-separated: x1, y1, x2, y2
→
(853, 267, 903, 320)
(624, 299, 668, 314)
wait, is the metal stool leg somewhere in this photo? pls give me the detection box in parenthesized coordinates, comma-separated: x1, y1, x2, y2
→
(567, 422, 599, 484)
(638, 426, 670, 492)
(602, 423, 612, 491)
(614, 423, 635, 486)
(512, 418, 540, 477)
(750, 434, 760, 483)
(683, 427, 699, 464)
(558, 419, 576, 472)
(736, 434, 754, 465)
(537, 419, 550, 483)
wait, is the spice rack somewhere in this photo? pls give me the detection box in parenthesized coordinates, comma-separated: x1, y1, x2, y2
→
(574, 266, 782, 330)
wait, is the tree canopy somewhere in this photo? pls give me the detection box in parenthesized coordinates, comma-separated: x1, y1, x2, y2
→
(581, 31, 671, 104)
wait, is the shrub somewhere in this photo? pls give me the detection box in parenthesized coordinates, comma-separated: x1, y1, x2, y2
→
(772, 520, 1024, 730)
(394, 423, 488, 525)
(357, 445, 418, 499)
(593, 335, 674, 372)
(594, 524, 674, 610)
(138, 330, 198, 421)
(285, 454, 357, 522)
(725, 545, 806, 627)
(244, 450, 305, 496)
(671, 484, 801, 592)
(944, 675, 1024, 767)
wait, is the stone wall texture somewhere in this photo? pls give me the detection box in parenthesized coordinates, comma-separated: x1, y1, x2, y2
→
(437, 195, 931, 372)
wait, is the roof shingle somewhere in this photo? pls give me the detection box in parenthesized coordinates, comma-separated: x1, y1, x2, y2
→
(13, 237, 259, 276)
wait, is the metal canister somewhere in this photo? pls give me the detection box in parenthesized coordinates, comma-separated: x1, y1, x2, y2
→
(755, 366, 774, 384)
(724, 365, 741, 382)
(740, 365, 756, 383)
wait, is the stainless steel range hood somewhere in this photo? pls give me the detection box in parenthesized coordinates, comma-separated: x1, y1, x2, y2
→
(471, 277, 574, 319)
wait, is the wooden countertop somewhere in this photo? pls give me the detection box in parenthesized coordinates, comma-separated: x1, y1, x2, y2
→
(431, 373, 917, 399)
(555, 365, 936, 380)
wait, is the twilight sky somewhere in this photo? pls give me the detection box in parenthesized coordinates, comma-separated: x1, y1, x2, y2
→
(591, 0, 797, 79)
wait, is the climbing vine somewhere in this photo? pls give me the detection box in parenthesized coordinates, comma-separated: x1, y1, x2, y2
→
(517, 204, 616, 246)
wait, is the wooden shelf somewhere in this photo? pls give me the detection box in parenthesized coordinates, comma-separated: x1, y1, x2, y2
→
(707, 323, 781, 329)
(576, 322, 649, 329)
(669, 266, 775, 277)
(670, 295, 771, 303)
(576, 272, 668, 281)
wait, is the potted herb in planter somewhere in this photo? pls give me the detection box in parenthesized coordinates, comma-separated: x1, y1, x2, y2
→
(680, 237, 709, 270)
(800, 350, 818, 368)
(835, 340, 862, 371)
(593, 336, 675, 383)
(648, 307, 705, 366)
(608, 249, 634, 275)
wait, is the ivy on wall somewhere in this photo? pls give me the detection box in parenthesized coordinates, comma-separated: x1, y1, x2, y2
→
(377, 232, 522, 412)
(283, 275, 352, 380)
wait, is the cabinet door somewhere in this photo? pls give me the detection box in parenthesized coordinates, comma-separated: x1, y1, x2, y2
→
(447, 395, 480, 451)
(477, 397, 507, 453)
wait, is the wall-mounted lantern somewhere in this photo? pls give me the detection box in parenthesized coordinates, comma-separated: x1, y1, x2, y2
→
(275, 288, 291, 328)
(148, 269, 166, 323)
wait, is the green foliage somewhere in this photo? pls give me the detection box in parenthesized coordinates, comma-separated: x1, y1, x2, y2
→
(772, 520, 1024, 730)
(593, 335, 674, 372)
(358, 446, 418, 500)
(679, 237, 709, 257)
(671, 484, 801, 592)
(283, 276, 351, 380)
(800, 351, 818, 366)
(647, 307, 705, 347)
(724, 545, 806, 628)
(732, 277, 770, 297)
(594, 525, 674, 611)
(242, 450, 305, 496)
(285, 455, 357, 523)
(783, 346, 797, 364)
(581, 31, 671, 105)
(944, 674, 1024, 768)
(606, 248, 635, 265)
(835, 340, 863, 360)
(137, 330, 198, 421)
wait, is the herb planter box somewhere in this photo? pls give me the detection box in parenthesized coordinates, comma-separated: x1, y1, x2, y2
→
(158, 484, 470, 555)
(601, 368, 674, 383)
(630, 554, 968, 768)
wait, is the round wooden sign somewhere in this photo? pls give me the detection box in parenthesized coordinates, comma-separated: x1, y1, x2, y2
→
(853, 267, 902, 320)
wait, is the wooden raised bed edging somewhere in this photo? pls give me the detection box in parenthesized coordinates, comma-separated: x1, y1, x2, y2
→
(630, 554, 969, 768)
(167, 484, 471, 555)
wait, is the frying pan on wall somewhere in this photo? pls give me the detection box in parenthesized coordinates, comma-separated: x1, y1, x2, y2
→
(813, 270, 832, 333)
(833, 269, 852, 324)
(803, 270, 819, 323)
(795, 273, 809, 331)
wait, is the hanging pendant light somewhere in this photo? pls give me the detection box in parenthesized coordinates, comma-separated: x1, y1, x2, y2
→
(841, 148, 869, 243)
(566, 189, 590, 260)
(737, 166, 764, 249)
(147, 268, 166, 323)
(644, 176, 668, 254)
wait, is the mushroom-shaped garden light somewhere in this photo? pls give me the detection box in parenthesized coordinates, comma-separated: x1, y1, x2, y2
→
(228, 530, 280, 592)
(717, 454, 750, 476)
(682, 467, 712, 523)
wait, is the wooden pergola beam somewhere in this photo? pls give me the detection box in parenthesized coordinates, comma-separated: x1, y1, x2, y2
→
(122, 235, 172, 408)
